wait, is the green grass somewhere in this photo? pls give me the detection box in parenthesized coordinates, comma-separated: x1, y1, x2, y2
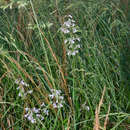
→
(0, 0, 129, 129)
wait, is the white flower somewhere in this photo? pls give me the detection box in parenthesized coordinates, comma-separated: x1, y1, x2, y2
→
(64, 39, 68, 44)
(17, 86, 20, 90)
(20, 80, 29, 86)
(32, 107, 40, 113)
(53, 103, 57, 108)
(36, 114, 44, 120)
(31, 119, 36, 124)
(58, 103, 63, 108)
(55, 90, 61, 95)
(59, 96, 64, 100)
(68, 15, 73, 18)
(27, 113, 33, 121)
(36, 114, 41, 117)
(76, 38, 80, 41)
(63, 19, 75, 28)
(73, 28, 78, 33)
(60, 27, 70, 34)
(71, 23, 75, 27)
(43, 109, 49, 115)
(18, 92, 22, 97)
(69, 38, 75, 44)
(49, 94, 55, 99)
(63, 20, 71, 28)
(86, 106, 90, 111)
(25, 107, 29, 112)
(72, 51, 76, 56)
(24, 113, 29, 118)
(27, 90, 33, 94)
(67, 50, 71, 56)
(41, 102, 45, 107)
(41, 116, 44, 121)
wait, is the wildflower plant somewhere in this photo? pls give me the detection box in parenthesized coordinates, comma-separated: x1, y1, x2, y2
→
(15, 78, 33, 98)
(49, 89, 64, 109)
(23, 88, 64, 124)
(60, 15, 81, 56)
(24, 105, 49, 124)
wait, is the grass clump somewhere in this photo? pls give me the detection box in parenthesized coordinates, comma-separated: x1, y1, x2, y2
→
(0, 0, 129, 129)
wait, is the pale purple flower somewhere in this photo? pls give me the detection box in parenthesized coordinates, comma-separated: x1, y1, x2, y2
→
(63, 20, 72, 28)
(53, 103, 57, 108)
(31, 119, 36, 124)
(18, 92, 22, 97)
(55, 90, 61, 95)
(32, 107, 40, 113)
(20, 80, 29, 86)
(17, 86, 20, 90)
(60, 27, 70, 34)
(69, 38, 75, 44)
(36, 114, 41, 117)
(25, 107, 29, 111)
(15, 79, 20, 84)
(73, 28, 78, 33)
(58, 103, 63, 108)
(41, 116, 44, 121)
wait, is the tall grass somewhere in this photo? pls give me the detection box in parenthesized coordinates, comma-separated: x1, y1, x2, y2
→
(0, 0, 129, 129)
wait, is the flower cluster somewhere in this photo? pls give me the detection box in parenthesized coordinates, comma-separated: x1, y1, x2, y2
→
(49, 89, 64, 109)
(24, 105, 49, 124)
(15, 79, 33, 98)
(60, 15, 81, 56)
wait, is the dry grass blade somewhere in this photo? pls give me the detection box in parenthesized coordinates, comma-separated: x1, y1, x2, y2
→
(93, 107, 100, 130)
(93, 87, 106, 130)
(104, 103, 111, 130)
(7, 117, 12, 130)
(0, 72, 8, 84)
(67, 115, 71, 130)
(98, 87, 106, 114)
(0, 95, 2, 102)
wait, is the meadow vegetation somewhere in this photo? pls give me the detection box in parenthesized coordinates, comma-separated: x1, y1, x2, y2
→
(0, 0, 129, 129)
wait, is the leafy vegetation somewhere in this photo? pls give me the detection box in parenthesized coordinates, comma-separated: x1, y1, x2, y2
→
(0, 0, 129, 129)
